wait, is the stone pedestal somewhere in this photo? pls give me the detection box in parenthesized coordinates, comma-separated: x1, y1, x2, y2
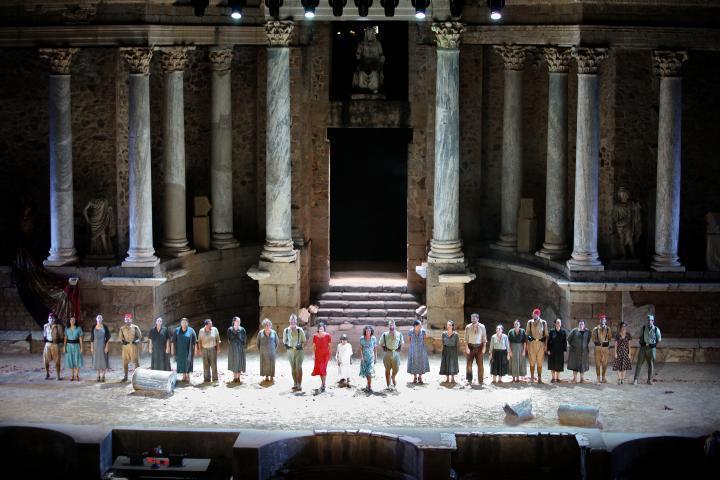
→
(537, 47, 571, 260)
(120, 47, 159, 268)
(40, 48, 79, 267)
(248, 255, 301, 331)
(567, 47, 607, 272)
(651, 50, 687, 272)
(425, 262, 475, 330)
(209, 46, 239, 250)
(493, 45, 528, 252)
(159, 47, 195, 258)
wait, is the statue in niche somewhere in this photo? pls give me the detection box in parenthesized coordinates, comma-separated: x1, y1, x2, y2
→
(352, 27, 385, 96)
(612, 187, 642, 259)
(83, 199, 115, 257)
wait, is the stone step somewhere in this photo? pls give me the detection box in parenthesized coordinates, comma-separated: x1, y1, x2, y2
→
(326, 284, 408, 293)
(317, 300, 419, 310)
(317, 291, 417, 302)
(317, 317, 417, 327)
(316, 308, 416, 318)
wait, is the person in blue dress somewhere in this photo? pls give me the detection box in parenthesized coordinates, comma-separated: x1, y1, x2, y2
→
(172, 318, 197, 382)
(358, 325, 377, 393)
(63, 316, 84, 381)
(407, 319, 430, 384)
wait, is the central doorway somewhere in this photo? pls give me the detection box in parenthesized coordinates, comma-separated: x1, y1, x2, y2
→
(328, 128, 411, 277)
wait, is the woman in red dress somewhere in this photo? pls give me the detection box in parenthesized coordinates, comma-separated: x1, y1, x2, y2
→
(311, 323, 332, 392)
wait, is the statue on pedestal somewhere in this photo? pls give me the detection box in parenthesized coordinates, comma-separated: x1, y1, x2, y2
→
(83, 199, 115, 259)
(612, 187, 642, 259)
(352, 27, 385, 96)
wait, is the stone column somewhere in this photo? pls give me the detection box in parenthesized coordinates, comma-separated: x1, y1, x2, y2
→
(262, 21, 296, 263)
(159, 47, 195, 257)
(422, 22, 475, 330)
(567, 47, 608, 271)
(537, 47, 571, 260)
(209, 46, 239, 250)
(651, 50, 688, 272)
(428, 22, 464, 263)
(39, 48, 79, 266)
(493, 45, 528, 251)
(120, 47, 159, 268)
(248, 21, 300, 331)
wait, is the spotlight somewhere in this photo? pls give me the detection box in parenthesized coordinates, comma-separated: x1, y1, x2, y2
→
(191, 0, 209, 17)
(380, 0, 398, 17)
(329, 0, 347, 17)
(411, 0, 429, 20)
(265, 0, 284, 19)
(487, 0, 505, 21)
(354, 0, 372, 18)
(229, 0, 245, 19)
(302, 0, 319, 18)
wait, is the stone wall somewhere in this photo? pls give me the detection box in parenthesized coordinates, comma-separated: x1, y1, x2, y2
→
(0, 267, 38, 331)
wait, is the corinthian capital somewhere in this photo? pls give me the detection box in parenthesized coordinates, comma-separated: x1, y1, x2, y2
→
(158, 46, 194, 73)
(431, 22, 465, 50)
(494, 45, 529, 71)
(208, 47, 234, 71)
(39, 48, 79, 75)
(652, 50, 688, 78)
(119, 47, 154, 75)
(543, 47, 572, 74)
(266, 21, 294, 47)
(571, 47, 608, 74)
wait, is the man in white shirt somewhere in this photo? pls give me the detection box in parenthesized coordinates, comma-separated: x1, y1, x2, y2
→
(464, 313, 487, 385)
(196, 319, 221, 382)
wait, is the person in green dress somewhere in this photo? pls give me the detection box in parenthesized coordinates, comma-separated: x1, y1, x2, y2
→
(63, 316, 84, 381)
(172, 318, 197, 382)
(358, 325, 377, 393)
(258, 318, 279, 382)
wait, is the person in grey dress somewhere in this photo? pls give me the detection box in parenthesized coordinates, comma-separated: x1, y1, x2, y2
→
(508, 319, 528, 382)
(407, 319, 430, 383)
(257, 318, 278, 382)
(148, 317, 171, 371)
(90, 314, 111, 382)
(568, 319, 591, 383)
(227, 316, 247, 383)
(439, 320, 459, 383)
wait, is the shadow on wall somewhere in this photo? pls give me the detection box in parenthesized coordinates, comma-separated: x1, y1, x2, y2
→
(611, 435, 707, 480)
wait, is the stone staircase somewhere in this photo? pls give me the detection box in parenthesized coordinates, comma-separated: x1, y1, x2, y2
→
(313, 284, 421, 345)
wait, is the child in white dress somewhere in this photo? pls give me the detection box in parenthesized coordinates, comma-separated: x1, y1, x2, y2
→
(335, 334, 353, 386)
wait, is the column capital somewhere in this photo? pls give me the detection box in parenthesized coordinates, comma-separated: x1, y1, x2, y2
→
(431, 22, 465, 50)
(494, 45, 529, 71)
(653, 50, 688, 78)
(119, 47, 154, 75)
(543, 47, 572, 74)
(39, 48, 79, 75)
(571, 47, 608, 74)
(158, 46, 194, 73)
(208, 46, 234, 71)
(265, 20, 294, 47)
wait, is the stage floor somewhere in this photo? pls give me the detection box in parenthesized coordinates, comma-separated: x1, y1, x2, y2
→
(1, 352, 719, 435)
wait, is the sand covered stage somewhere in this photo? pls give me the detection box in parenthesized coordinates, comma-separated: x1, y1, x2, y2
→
(1, 352, 719, 436)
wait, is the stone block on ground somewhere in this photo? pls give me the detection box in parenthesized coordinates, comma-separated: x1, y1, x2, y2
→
(557, 404, 601, 428)
(131, 368, 176, 394)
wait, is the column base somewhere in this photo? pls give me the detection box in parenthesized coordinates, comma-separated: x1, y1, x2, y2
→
(211, 232, 240, 250)
(651, 254, 685, 272)
(428, 239, 464, 263)
(261, 239, 297, 263)
(492, 234, 517, 252)
(248, 256, 301, 330)
(567, 254, 604, 271)
(425, 261, 474, 330)
(44, 249, 79, 267)
(123, 248, 160, 268)
(160, 243, 196, 258)
(535, 243, 569, 260)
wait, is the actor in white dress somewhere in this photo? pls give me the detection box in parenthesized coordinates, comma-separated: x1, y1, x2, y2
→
(336, 334, 353, 385)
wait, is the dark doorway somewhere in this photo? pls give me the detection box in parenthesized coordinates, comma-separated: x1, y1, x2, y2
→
(329, 128, 411, 264)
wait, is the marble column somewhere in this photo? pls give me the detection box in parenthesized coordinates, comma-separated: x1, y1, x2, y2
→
(262, 21, 296, 262)
(651, 50, 688, 272)
(120, 47, 159, 267)
(428, 21, 465, 263)
(39, 48, 79, 266)
(209, 46, 239, 250)
(159, 47, 195, 257)
(493, 45, 528, 251)
(537, 47, 571, 260)
(567, 47, 608, 271)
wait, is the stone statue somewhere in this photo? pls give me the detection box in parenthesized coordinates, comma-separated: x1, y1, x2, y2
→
(83, 199, 115, 257)
(352, 27, 385, 94)
(612, 187, 642, 259)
